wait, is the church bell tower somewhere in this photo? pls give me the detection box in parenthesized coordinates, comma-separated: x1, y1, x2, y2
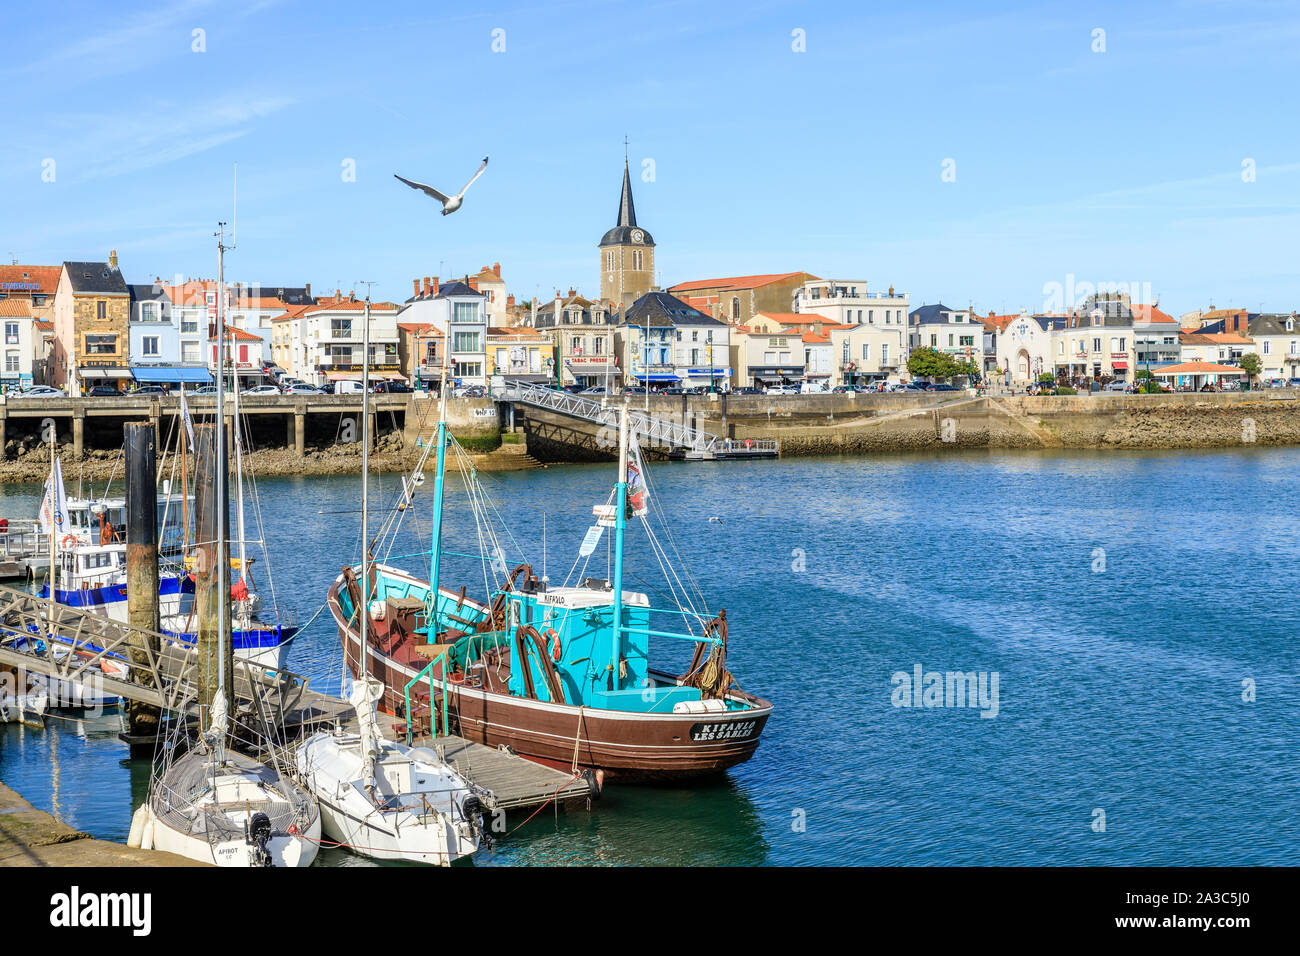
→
(598, 156, 655, 310)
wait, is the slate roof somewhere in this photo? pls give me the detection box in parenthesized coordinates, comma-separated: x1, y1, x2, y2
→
(909, 303, 981, 326)
(623, 291, 722, 329)
(63, 261, 128, 295)
(433, 280, 483, 300)
(1248, 313, 1300, 337)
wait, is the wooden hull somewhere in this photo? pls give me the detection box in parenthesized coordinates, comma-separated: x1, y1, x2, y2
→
(334, 567, 772, 781)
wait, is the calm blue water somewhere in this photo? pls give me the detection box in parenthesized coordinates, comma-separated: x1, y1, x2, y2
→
(3, 448, 1299, 865)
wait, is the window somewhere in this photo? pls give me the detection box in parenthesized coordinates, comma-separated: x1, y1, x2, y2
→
(731, 297, 740, 320)
(453, 331, 480, 353)
(181, 341, 200, 362)
(139, 302, 158, 322)
(239, 345, 248, 364)
(929, 334, 937, 346)
(453, 361, 482, 378)
(142, 336, 160, 356)
(5, 351, 18, 372)
(947, 334, 954, 346)
(868, 310, 874, 324)
(881, 343, 889, 364)
(180, 312, 199, 334)
(452, 302, 479, 324)
(1092, 338, 1102, 353)
(862, 343, 870, 362)
(593, 337, 604, 355)
(690, 348, 699, 365)
(85, 334, 116, 355)
(691, 330, 699, 342)
(331, 319, 352, 339)
(3, 322, 17, 344)
(764, 351, 775, 364)
(959, 336, 974, 347)
(842, 342, 850, 362)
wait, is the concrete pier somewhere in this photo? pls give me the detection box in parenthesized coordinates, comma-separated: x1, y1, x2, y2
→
(0, 780, 203, 866)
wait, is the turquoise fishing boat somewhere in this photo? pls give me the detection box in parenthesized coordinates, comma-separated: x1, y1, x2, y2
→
(329, 374, 771, 781)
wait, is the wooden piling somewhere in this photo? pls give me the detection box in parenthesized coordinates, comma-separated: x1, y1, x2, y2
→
(191, 423, 231, 730)
(123, 423, 161, 754)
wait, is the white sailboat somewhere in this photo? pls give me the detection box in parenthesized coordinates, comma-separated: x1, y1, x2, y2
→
(129, 220, 320, 867)
(295, 291, 488, 865)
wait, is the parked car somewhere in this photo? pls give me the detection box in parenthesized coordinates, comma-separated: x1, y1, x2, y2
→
(930, 383, 962, 392)
(242, 384, 280, 396)
(283, 384, 321, 395)
(20, 385, 65, 397)
(88, 385, 123, 397)
(733, 386, 762, 395)
(901, 382, 928, 391)
(624, 386, 648, 396)
(131, 384, 168, 395)
(1288, 378, 1300, 388)
(1102, 381, 1128, 392)
(764, 384, 798, 395)
(372, 380, 413, 394)
(579, 386, 609, 395)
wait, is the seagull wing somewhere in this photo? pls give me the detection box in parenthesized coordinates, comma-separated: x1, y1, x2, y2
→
(394, 174, 450, 204)
(456, 156, 489, 198)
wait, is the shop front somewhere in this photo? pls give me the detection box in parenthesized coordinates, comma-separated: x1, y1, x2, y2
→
(678, 366, 731, 391)
(748, 365, 804, 388)
(77, 365, 133, 394)
(562, 356, 619, 389)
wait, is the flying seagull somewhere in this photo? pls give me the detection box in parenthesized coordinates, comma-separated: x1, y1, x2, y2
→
(394, 156, 489, 216)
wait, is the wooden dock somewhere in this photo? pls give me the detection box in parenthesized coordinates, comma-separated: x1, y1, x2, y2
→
(411, 732, 598, 813)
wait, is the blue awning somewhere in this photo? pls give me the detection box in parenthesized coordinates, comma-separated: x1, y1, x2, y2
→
(131, 366, 212, 384)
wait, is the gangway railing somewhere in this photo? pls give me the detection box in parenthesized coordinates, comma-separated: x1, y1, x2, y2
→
(495, 382, 779, 457)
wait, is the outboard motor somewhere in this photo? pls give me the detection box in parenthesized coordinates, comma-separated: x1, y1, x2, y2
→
(246, 811, 274, 867)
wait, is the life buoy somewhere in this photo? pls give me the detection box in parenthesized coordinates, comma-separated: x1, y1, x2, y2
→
(743, 439, 754, 450)
(60, 534, 77, 550)
(546, 628, 561, 662)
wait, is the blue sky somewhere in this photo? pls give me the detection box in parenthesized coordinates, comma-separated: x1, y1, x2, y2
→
(3, 0, 1298, 316)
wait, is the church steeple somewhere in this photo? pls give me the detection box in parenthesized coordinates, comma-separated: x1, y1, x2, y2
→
(599, 151, 655, 309)
(616, 157, 637, 229)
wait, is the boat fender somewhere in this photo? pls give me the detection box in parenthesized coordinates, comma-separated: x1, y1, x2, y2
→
(60, 534, 77, 550)
(127, 805, 148, 848)
(368, 600, 386, 621)
(546, 628, 561, 662)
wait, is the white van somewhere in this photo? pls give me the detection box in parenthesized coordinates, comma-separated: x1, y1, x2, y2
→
(335, 380, 366, 395)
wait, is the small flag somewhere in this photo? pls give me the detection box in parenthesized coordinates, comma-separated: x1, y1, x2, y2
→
(40, 458, 69, 536)
(179, 385, 195, 452)
(627, 442, 649, 517)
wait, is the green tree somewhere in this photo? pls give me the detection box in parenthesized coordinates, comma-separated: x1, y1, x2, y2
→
(1239, 352, 1262, 389)
(906, 346, 950, 380)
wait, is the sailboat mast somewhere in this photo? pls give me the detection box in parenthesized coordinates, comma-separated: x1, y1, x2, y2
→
(610, 405, 629, 688)
(360, 294, 370, 682)
(232, 338, 247, 584)
(46, 427, 57, 639)
(214, 224, 229, 724)
(428, 313, 451, 635)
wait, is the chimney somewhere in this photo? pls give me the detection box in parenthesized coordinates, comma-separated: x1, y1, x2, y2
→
(568, 287, 576, 297)
(468, 276, 479, 292)
(493, 262, 501, 277)
(108, 249, 118, 270)
(423, 277, 431, 296)
(506, 293, 515, 307)
(430, 276, 439, 296)
(414, 278, 421, 298)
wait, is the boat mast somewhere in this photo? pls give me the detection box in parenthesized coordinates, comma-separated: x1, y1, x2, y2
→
(231, 333, 248, 591)
(213, 222, 230, 740)
(427, 314, 451, 637)
(46, 426, 57, 639)
(360, 292, 371, 674)
(609, 404, 629, 689)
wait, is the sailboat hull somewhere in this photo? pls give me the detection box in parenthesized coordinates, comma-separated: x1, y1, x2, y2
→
(333, 566, 773, 781)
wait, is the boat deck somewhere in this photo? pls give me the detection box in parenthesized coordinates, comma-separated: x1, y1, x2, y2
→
(381, 718, 597, 815)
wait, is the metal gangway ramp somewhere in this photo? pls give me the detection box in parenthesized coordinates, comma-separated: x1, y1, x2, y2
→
(0, 585, 349, 733)
(498, 382, 779, 460)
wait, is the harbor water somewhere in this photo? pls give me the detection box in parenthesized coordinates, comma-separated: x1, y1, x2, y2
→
(3, 447, 1299, 866)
